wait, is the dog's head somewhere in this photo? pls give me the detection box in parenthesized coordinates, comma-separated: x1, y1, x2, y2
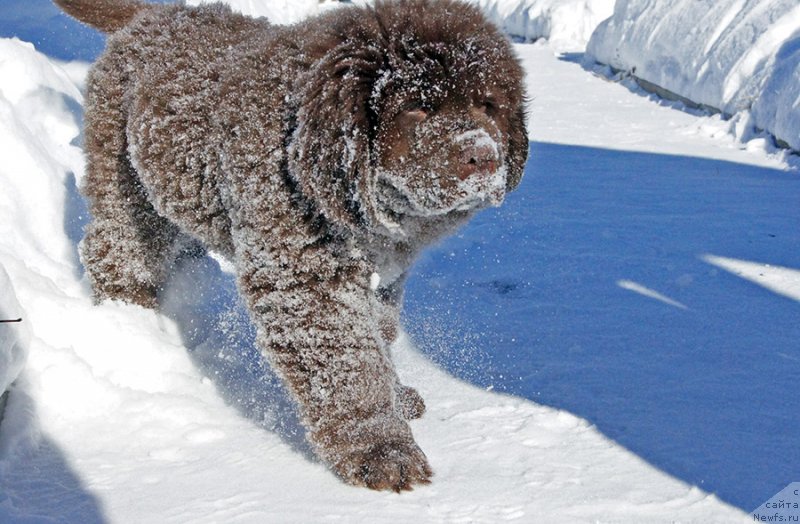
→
(289, 0, 528, 237)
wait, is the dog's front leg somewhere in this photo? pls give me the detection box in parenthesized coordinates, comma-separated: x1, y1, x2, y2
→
(375, 275, 426, 421)
(234, 240, 432, 491)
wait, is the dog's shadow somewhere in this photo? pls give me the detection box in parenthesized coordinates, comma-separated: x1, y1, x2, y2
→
(159, 254, 313, 459)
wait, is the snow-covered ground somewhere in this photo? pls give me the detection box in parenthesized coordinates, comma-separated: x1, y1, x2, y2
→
(1, 0, 799, 522)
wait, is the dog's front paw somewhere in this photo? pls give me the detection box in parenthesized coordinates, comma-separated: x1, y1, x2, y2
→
(396, 384, 426, 420)
(336, 440, 432, 492)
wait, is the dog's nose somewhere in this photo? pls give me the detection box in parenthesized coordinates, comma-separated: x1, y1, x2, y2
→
(457, 142, 499, 180)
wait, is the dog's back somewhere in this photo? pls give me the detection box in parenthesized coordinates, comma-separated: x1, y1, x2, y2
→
(54, 0, 152, 33)
(67, 1, 274, 257)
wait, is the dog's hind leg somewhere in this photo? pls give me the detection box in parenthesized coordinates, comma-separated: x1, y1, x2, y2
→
(80, 158, 180, 308)
(79, 62, 181, 308)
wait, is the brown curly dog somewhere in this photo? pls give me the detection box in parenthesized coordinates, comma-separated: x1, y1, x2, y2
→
(55, 0, 528, 491)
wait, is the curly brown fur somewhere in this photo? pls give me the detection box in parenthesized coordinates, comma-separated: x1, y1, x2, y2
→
(57, 0, 528, 491)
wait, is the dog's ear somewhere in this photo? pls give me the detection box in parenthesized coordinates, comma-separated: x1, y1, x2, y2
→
(289, 42, 384, 231)
(504, 103, 528, 192)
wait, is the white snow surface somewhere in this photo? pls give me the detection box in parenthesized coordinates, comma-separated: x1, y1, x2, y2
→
(0, 37, 82, 398)
(1, 1, 799, 521)
(587, 0, 800, 151)
(470, 0, 614, 50)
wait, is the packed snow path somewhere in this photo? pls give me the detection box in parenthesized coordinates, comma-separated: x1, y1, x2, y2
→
(1, 41, 798, 522)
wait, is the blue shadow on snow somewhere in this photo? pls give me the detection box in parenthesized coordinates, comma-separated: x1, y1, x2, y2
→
(402, 141, 800, 512)
(0, 390, 108, 523)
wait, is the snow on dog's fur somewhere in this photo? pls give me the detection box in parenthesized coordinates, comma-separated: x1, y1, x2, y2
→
(55, 0, 527, 491)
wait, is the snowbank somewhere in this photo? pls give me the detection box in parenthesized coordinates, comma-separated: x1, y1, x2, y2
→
(0, 268, 27, 398)
(0, 37, 83, 402)
(587, 0, 800, 152)
(471, 0, 614, 50)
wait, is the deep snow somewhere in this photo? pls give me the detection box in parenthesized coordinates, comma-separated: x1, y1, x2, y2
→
(0, 0, 799, 522)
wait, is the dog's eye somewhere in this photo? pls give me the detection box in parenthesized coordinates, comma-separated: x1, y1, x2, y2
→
(400, 103, 428, 122)
(477, 98, 498, 115)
